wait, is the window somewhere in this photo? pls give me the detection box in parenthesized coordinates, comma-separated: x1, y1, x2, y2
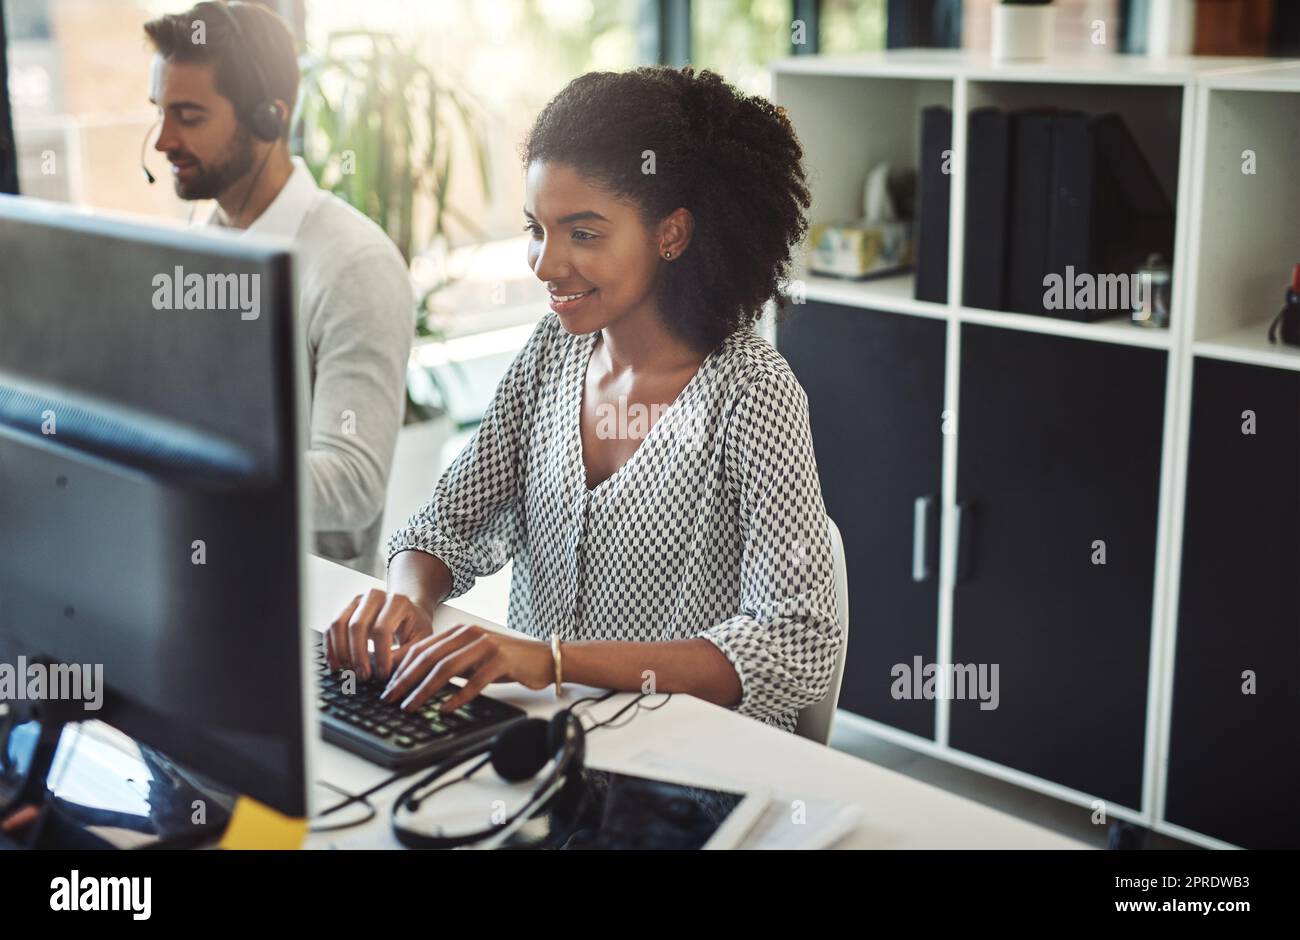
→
(297, 0, 642, 336)
(693, 0, 795, 96)
(0, 0, 892, 334)
(3, 0, 196, 219)
(820, 0, 887, 56)
(693, 0, 887, 96)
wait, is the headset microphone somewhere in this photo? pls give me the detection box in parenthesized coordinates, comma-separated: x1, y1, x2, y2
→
(140, 119, 160, 184)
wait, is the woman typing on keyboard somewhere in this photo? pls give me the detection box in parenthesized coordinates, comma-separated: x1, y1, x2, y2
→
(324, 66, 841, 736)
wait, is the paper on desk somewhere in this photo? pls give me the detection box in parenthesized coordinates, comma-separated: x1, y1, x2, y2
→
(622, 750, 861, 850)
(739, 797, 861, 850)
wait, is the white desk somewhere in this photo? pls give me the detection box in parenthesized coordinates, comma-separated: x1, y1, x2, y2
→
(303, 555, 1088, 850)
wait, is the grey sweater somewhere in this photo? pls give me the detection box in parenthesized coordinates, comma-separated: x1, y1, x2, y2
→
(212, 159, 414, 573)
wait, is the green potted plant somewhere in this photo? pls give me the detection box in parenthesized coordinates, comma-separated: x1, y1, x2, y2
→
(295, 30, 494, 422)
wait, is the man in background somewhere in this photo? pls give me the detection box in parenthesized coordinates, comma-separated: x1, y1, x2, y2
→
(144, 1, 414, 574)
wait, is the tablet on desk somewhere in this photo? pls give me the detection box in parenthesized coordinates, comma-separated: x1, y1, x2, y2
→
(500, 764, 770, 850)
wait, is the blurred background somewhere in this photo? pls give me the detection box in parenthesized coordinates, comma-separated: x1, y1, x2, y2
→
(4, 0, 1298, 561)
(4, 0, 1296, 342)
(2, 0, 1297, 846)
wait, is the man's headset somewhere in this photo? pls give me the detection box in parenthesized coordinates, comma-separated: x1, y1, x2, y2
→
(142, 0, 287, 184)
(390, 708, 586, 850)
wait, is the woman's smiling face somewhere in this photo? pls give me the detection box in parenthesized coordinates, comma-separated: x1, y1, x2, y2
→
(524, 160, 663, 334)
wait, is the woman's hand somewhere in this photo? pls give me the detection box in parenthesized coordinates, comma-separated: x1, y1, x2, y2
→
(324, 588, 435, 684)
(380, 625, 554, 714)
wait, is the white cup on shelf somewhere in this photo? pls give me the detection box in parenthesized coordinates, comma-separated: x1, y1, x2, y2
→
(991, 2, 1056, 62)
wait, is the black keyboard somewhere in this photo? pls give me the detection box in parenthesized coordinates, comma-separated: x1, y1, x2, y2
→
(313, 635, 526, 771)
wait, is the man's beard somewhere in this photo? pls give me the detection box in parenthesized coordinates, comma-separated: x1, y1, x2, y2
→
(171, 125, 256, 201)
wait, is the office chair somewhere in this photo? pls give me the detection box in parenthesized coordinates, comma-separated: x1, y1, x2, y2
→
(795, 514, 850, 746)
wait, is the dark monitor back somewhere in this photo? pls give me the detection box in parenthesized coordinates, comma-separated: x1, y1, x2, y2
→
(0, 196, 309, 816)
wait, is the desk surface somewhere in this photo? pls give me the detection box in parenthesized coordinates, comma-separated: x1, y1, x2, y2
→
(303, 555, 1088, 849)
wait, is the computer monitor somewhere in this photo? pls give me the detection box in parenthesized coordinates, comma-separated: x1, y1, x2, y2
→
(0, 195, 311, 818)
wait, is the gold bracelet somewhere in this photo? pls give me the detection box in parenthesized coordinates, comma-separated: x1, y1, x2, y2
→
(550, 633, 564, 696)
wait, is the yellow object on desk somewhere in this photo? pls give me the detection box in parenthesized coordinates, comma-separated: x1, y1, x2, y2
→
(217, 796, 308, 850)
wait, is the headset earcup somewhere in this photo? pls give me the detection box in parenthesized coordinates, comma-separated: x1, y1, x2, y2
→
(250, 101, 284, 142)
(490, 718, 550, 782)
(206, 3, 284, 142)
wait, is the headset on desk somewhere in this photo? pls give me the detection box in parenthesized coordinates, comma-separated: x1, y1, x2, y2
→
(391, 707, 586, 850)
(311, 691, 674, 849)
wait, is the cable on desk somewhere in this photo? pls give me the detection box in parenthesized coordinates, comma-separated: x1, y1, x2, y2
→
(310, 780, 382, 833)
(309, 770, 407, 834)
(585, 692, 674, 732)
(308, 688, 667, 835)
(396, 692, 623, 814)
(403, 753, 492, 812)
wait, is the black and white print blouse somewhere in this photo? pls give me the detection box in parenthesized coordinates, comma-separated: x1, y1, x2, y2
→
(386, 310, 842, 733)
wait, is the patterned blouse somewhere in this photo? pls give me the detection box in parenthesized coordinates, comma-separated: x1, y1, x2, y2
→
(386, 310, 841, 733)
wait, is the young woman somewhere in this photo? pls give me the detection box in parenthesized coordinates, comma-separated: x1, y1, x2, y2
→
(324, 66, 840, 734)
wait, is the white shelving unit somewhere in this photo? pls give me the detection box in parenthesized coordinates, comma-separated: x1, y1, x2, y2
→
(775, 51, 1273, 340)
(1192, 321, 1300, 371)
(798, 271, 950, 320)
(1154, 62, 1300, 850)
(771, 49, 1300, 851)
(1183, 63, 1300, 373)
(957, 305, 1173, 349)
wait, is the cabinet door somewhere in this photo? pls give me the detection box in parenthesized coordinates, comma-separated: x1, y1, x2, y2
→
(1166, 358, 1300, 849)
(950, 325, 1165, 808)
(777, 301, 945, 739)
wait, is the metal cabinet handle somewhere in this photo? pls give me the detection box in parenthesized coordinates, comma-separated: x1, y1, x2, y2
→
(913, 495, 934, 582)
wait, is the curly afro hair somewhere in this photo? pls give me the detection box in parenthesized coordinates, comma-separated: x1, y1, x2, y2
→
(521, 66, 810, 353)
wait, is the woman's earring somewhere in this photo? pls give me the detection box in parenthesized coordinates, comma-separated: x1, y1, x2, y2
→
(663, 250, 672, 260)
